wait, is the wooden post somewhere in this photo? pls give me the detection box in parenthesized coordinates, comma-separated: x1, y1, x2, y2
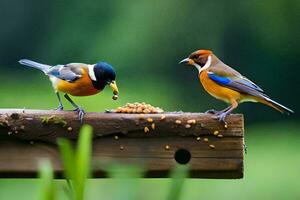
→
(0, 109, 244, 178)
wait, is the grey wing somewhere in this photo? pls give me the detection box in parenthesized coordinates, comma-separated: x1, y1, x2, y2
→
(235, 76, 265, 93)
(207, 71, 267, 99)
(46, 63, 83, 82)
(209, 63, 266, 97)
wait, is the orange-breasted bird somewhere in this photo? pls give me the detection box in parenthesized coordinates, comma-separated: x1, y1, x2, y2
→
(19, 59, 119, 122)
(179, 49, 294, 125)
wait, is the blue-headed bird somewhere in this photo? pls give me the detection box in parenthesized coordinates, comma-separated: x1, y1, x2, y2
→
(19, 59, 119, 122)
(179, 49, 294, 125)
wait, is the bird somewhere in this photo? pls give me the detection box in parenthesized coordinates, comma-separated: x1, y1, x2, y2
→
(179, 49, 294, 125)
(18, 59, 119, 122)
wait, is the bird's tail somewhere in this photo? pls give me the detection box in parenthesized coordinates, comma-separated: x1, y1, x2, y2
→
(18, 59, 51, 73)
(258, 96, 294, 115)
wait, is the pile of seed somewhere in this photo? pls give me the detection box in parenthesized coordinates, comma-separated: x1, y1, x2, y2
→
(115, 102, 164, 114)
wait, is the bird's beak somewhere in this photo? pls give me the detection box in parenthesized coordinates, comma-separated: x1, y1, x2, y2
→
(110, 80, 119, 95)
(179, 58, 194, 65)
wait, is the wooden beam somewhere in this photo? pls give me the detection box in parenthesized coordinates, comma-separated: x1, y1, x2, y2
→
(0, 109, 244, 179)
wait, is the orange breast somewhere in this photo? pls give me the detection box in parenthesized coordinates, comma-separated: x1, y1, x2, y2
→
(55, 68, 101, 96)
(199, 70, 242, 103)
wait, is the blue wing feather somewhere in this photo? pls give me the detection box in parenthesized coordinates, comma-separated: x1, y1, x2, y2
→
(207, 71, 266, 98)
(207, 72, 231, 85)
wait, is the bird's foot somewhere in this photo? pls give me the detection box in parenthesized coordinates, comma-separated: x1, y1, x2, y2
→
(212, 112, 228, 128)
(53, 105, 64, 111)
(73, 107, 85, 123)
(205, 109, 219, 114)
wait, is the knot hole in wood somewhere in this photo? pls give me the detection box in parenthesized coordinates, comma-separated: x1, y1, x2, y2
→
(174, 149, 191, 164)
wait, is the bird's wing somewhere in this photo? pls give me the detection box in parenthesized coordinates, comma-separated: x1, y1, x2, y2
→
(46, 63, 84, 82)
(207, 67, 266, 98)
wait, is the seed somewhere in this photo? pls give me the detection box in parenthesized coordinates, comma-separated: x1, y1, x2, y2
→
(8, 131, 12, 135)
(144, 127, 150, 133)
(120, 145, 124, 150)
(217, 134, 223, 138)
(112, 95, 118, 100)
(185, 124, 191, 128)
(196, 137, 201, 141)
(160, 115, 166, 120)
(143, 109, 150, 114)
(175, 120, 182, 124)
(151, 123, 155, 130)
(14, 130, 18, 134)
(128, 103, 134, 108)
(187, 119, 196, 124)
(114, 135, 119, 140)
(209, 144, 215, 149)
(139, 114, 145, 120)
(213, 130, 219, 135)
(20, 125, 25, 130)
(151, 109, 156, 113)
(67, 127, 73, 132)
(165, 145, 170, 150)
(114, 102, 164, 113)
(204, 138, 209, 142)
(147, 118, 153, 123)
(140, 105, 146, 110)
(224, 124, 228, 129)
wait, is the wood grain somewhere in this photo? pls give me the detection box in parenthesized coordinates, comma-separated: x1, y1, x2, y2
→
(0, 109, 243, 142)
(0, 109, 244, 179)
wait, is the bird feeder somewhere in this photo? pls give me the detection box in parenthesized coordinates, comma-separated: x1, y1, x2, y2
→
(0, 109, 244, 178)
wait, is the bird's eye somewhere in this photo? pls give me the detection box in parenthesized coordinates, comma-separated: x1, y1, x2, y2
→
(191, 54, 199, 59)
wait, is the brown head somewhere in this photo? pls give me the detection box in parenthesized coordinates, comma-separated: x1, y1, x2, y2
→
(179, 50, 215, 72)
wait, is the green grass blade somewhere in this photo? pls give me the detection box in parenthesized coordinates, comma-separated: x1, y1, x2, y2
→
(166, 165, 189, 200)
(106, 163, 145, 200)
(74, 125, 93, 200)
(38, 160, 56, 200)
(57, 138, 76, 181)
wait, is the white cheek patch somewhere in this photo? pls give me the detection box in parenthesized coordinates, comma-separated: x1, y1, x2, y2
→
(194, 63, 202, 72)
(88, 64, 97, 81)
(198, 55, 212, 73)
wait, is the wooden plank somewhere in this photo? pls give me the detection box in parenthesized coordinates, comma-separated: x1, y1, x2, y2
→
(0, 109, 244, 179)
(0, 109, 243, 143)
(0, 136, 244, 179)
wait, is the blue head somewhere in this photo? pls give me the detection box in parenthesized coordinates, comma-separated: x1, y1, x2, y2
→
(91, 62, 118, 94)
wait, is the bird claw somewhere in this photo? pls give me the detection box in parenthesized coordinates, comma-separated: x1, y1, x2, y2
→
(212, 113, 228, 127)
(53, 105, 64, 111)
(205, 109, 219, 114)
(74, 107, 85, 123)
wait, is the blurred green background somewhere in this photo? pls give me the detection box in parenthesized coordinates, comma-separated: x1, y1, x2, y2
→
(0, 0, 299, 199)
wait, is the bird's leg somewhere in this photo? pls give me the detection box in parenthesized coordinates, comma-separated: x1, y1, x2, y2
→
(205, 106, 231, 115)
(213, 100, 238, 126)
(53, 92, 64, 111)
(64, 94, 85, 123)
